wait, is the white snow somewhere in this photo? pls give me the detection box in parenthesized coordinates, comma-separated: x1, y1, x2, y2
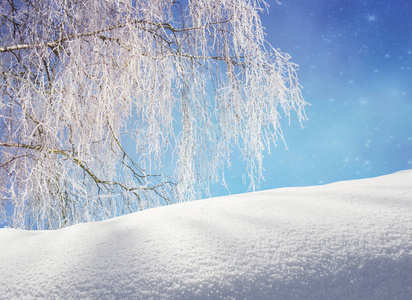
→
(1, 171, 411, 299)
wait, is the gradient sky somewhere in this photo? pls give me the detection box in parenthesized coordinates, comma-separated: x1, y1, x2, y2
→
(211, 0, 412, 196)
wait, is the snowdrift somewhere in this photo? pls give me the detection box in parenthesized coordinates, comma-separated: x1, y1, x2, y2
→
(1, 171, 411, 299)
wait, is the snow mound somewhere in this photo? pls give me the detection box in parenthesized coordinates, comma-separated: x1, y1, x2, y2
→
(1, 171, 411, 299)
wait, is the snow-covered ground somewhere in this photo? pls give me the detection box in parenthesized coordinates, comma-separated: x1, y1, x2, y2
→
(1, 171, 411, 299)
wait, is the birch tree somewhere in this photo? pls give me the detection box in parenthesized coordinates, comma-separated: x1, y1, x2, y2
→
(0, 0, 307, 229)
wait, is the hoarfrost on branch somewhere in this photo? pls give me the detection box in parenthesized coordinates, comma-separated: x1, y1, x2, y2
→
(0, 0, 307, 229)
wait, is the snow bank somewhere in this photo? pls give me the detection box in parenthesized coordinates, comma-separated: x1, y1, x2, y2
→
(1, 171, 411, 299)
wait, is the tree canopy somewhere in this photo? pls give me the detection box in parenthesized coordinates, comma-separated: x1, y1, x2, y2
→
(0, 0, 307, 229)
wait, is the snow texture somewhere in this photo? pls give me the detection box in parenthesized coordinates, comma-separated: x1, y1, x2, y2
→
(1, 170, 411, 299)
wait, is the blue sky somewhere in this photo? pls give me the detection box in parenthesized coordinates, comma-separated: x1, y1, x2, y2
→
(211, 0, 412, 196)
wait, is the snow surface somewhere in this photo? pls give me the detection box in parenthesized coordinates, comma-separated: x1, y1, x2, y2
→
(1, 171, 411, 299)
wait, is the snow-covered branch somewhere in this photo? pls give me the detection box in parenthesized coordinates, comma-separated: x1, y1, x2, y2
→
(1, 0, 307, 229)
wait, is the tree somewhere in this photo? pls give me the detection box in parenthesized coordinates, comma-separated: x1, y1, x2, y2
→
(0, 0, 307, 229)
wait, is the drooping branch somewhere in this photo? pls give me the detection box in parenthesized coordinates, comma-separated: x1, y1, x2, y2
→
(0, 18, 231, 53)
(1, 0, 307, 229)
(0, 21, 141, 53)
(0, 142, 175, 199)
